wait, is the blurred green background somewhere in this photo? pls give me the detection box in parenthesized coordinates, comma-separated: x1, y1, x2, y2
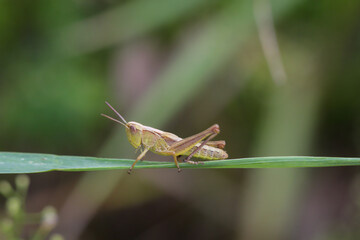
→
(1, 0, 360, 239)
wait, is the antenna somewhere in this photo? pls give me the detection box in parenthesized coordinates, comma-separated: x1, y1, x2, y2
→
(101, 101, 128, 127)
(101, 113, 127, 127)
(105, 101, 127, 124)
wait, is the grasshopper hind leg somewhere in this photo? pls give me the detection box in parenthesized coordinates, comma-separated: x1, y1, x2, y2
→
(178, 155, 204, 165)
(185, 159, 204, 165)
(184, 125, 220, 163)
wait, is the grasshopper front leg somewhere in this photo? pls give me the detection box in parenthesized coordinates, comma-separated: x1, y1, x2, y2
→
(128, 148, 149, 174)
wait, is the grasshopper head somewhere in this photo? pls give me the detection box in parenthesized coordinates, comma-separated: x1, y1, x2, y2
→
(125, 122, 143, 149)
(101, 101, 143, 149)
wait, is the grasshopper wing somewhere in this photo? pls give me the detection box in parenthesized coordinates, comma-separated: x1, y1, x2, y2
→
(205, 140, 226, 149)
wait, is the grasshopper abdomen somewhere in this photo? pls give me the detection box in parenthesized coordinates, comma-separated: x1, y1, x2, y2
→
(189, 145, 228, 160)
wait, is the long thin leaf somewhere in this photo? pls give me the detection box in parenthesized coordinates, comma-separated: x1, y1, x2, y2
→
(0, 152, 359, 174)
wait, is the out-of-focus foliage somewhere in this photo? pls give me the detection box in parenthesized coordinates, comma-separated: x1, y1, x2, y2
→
(0, 0, 360, 239)
(0, 175, 62, 239)
(0, 1, 105, 155)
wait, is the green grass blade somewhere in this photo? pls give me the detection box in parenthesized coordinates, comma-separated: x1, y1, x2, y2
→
(1, 152, 360, 174)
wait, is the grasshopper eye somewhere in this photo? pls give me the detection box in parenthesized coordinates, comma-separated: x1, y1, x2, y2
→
(130, 125, 136, 133)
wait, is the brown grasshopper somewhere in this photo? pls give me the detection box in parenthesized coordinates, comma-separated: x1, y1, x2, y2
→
(102, 102, 228, 173)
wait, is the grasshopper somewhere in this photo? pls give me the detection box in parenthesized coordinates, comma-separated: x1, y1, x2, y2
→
(101, 102, 228, 173)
